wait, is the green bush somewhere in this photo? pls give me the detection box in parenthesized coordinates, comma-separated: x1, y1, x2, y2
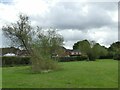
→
(2, 56, 31, 66)
(113, 53, 120, 60)
(87, 53, 96, 61)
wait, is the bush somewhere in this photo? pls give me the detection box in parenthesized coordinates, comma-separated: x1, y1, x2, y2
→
(78, 55, 88, 61)
(113, 53, 120, 60)
(87, 53, 96, 61)
(2, 56, 31, 66)
(99, 52, 113, 59)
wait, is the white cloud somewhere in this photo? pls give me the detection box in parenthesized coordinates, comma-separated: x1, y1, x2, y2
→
(0, 3, 18, 24)
(13, 0, 49, 16)
(58, 26, 118, 49)
(87, 27, 118, 47)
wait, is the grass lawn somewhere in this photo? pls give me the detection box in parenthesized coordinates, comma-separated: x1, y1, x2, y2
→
(2, 59, 118, 88)
(0, 67, 2, 88)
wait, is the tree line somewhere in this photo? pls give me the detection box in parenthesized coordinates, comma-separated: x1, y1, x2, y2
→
(73, 40, 120, 61)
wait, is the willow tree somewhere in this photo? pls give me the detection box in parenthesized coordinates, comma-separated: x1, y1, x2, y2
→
(2, 14, 64, 72)
(2, 14, 33, 54)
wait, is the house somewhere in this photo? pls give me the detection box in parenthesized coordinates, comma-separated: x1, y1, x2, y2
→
(1, 46, 81, 57)
(65, 49, 81, 56)
(1, 47, 29, 56)
(1, 47, 19, 56)
(52, 47, 81, 57)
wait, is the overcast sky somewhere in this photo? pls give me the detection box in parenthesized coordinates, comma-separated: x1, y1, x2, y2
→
(0, 0, 119, 49)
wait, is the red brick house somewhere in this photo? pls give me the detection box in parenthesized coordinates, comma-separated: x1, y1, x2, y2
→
(65, 49, 81, 56)
(53, 47, 81, 57)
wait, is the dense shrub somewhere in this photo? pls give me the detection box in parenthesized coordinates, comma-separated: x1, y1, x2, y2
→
(87, 52, 96, 61)
(77, 55, 88, 61)
(113, 53, 120, 60)
(2, 56, 31, 66)
(99, 52, 113, 59)
(99, 53, 120, 60)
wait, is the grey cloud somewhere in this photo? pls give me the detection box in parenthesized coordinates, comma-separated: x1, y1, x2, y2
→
(30, 2, 117, 30)
(91, 2, 117, 11)
(58, 29, 89, 41)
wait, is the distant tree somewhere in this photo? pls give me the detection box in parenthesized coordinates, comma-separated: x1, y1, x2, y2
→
(92, 43, 108, 59)
(73, 40, 91, 54)
(108, 41, 120, 53)
(108, 41, 120, 60)
(73, 40, 108, 61)
(73, 40, 93, 60)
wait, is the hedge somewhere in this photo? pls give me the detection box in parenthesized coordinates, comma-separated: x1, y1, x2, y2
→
(53, 55, 88, 62)
(1, 55, 89, 66)
(99, 55, 113, 59)
(2, 56, 31, 66)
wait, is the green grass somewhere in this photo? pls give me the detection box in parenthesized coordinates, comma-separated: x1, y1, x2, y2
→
(0, 67, 2, 88)
(2, 59, 118, 88)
